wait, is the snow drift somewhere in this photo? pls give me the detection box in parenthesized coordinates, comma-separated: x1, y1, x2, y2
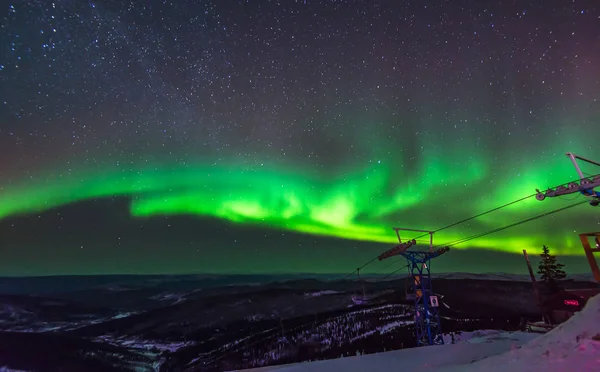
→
(453, 293, 600, 372)
(242, 294, 600, 372)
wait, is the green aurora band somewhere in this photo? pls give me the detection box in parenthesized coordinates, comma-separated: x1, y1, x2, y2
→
(1, 151, 597, 256)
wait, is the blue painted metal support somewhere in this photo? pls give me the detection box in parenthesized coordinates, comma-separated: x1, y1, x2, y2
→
(401, 249, 448, 346)
(378, 235, 449, 347)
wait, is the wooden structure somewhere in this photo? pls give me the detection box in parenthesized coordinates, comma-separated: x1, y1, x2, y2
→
(522, 234, 600, 330)
(541, 290, 586, 325)
(522, 249, 541, 305)
(579, 232, 600, 282)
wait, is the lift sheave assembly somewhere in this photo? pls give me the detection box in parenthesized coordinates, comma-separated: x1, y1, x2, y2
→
(535, 152, 600, 207)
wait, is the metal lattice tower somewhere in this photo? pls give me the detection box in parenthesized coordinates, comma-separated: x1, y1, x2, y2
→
(378, 228, 449, 347)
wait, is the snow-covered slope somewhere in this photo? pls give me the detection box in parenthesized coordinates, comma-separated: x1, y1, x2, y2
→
(239, 334, 531, 371)
(241, 295, 600, 372)
(451, 294, 600, 372)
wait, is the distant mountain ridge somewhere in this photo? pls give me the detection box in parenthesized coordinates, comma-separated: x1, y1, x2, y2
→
(0, 272, 596, 296)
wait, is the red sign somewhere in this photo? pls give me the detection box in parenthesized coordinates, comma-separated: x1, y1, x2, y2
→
(564, 300, 579, 306)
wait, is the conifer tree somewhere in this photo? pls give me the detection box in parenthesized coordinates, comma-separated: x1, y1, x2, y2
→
(537, 245, 566, 292)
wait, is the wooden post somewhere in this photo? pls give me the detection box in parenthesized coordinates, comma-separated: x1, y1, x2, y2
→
(523, 249, 540, 305)
(357, 268, 366, 299)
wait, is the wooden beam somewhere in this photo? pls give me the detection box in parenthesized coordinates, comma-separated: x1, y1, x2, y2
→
(579, 233, 600, 282)
(523, 249, 541, 305)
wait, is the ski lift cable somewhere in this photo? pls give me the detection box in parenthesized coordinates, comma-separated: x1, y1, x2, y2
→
(557, 193, 582, 201)
(437, 199, 588, 248)
(412, 194, 536, 241)
(375, 199, 587, 287)
(382, 264, 410, 279)
(343, 192, 535, 279)
(207, 311, 311, 365)
(341, 173, 599, 279)
(343, 241, 429, 279)
(207, 270, 385, 366)
(411, 172, 599, 241)
(439, 199, 587, 247)
(371, 259, 402, 274)
(341, 194, 535, 279)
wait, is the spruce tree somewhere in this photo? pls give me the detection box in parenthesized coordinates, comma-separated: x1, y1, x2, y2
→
(537, 245, 567, 293)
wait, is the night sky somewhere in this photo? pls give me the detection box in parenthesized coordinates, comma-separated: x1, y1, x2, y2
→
(0, 1, 599, 276)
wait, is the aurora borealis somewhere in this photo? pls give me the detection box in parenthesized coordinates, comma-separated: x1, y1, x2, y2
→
(0, 1, 599, 276)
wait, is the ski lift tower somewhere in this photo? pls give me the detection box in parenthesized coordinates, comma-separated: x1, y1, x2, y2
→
(378, 227, 450, 347)
(535, 152, 600, 206)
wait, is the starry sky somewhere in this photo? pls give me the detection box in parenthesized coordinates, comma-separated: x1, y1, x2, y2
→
(0, 1, 599, 276)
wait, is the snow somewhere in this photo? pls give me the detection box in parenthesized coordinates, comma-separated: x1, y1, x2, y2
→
(239, 294, 600, 372)
(94, 335, 195, 353)
(246, 314, 264, 322)
(103, 285, 135, 292)
(1, 316, 116, 333)
(451, 294, 600, 372)
(442, 329, 537, 345)
(239, 338, 530, 372)
(149, 292, 186, 304)
(112, 312, 135, 319)
(304, 290, 343, 297)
